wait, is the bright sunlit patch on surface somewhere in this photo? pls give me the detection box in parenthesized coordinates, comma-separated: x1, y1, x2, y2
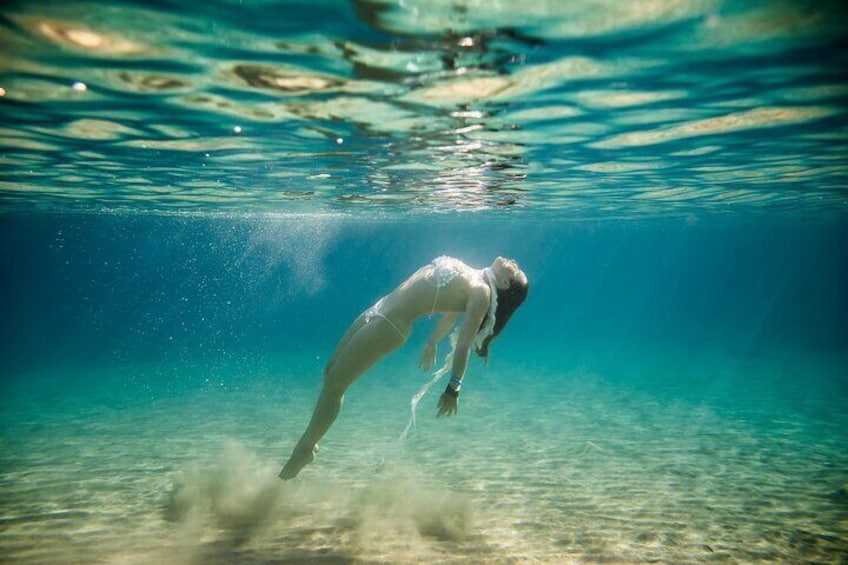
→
(575, 161, 668, 173)
(574, 89, 687, 109)
(591, 106, 842, 149)
(31, 18, 148, 55)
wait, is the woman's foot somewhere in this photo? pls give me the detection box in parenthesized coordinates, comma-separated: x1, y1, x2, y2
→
(278, 444, 317, 480)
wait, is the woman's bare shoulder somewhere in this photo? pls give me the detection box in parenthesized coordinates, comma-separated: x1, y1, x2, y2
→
(458, 268, 491, 301)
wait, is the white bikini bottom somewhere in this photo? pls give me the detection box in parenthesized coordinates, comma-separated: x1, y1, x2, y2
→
(364, 301, 407, 341)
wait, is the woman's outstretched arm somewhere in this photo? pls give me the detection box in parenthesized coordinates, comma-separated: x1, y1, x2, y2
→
(437, 291, 488, 416)
(448, 292, 488, 386)
(419, 313, 460, 371)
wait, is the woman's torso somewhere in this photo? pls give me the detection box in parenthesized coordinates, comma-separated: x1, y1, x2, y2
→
(379, 257, 487, 327)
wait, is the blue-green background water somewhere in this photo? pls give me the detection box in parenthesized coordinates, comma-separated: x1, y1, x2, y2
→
(2, 0, 848, 562)
(3, 214, 846, 383)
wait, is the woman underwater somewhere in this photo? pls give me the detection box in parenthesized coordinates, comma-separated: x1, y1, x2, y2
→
(280, 256, 529, 479)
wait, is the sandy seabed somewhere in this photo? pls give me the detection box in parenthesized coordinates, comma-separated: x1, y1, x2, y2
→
(1, 358, 847, 564)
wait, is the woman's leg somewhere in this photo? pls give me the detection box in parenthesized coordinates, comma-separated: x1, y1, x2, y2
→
(279, 315, 406, 479)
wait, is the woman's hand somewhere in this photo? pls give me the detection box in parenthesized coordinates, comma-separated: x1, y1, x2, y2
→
(437, 390, 458, 417)
(419, 342, 437, 371)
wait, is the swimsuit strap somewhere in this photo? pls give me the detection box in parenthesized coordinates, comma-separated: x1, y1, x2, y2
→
(430, 284, 439, 315)
(373, 312, 407, 340)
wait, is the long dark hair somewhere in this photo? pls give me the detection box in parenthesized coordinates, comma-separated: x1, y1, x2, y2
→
(476, 278, 529, 361)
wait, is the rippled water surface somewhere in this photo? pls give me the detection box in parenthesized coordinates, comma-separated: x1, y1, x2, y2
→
(1, 0, 847, 217)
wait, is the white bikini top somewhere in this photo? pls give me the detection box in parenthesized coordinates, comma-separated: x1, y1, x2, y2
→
(431, 255, 466, 289)
(428, 256, 498, 347)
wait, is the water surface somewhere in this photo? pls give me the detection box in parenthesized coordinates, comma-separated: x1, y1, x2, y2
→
(1, 0, 846, 217)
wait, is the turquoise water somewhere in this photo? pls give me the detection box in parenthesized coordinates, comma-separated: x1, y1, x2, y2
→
(2, 1, 848, 563)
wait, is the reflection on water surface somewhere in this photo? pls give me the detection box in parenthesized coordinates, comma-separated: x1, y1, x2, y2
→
(0, 0, 846, 217)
